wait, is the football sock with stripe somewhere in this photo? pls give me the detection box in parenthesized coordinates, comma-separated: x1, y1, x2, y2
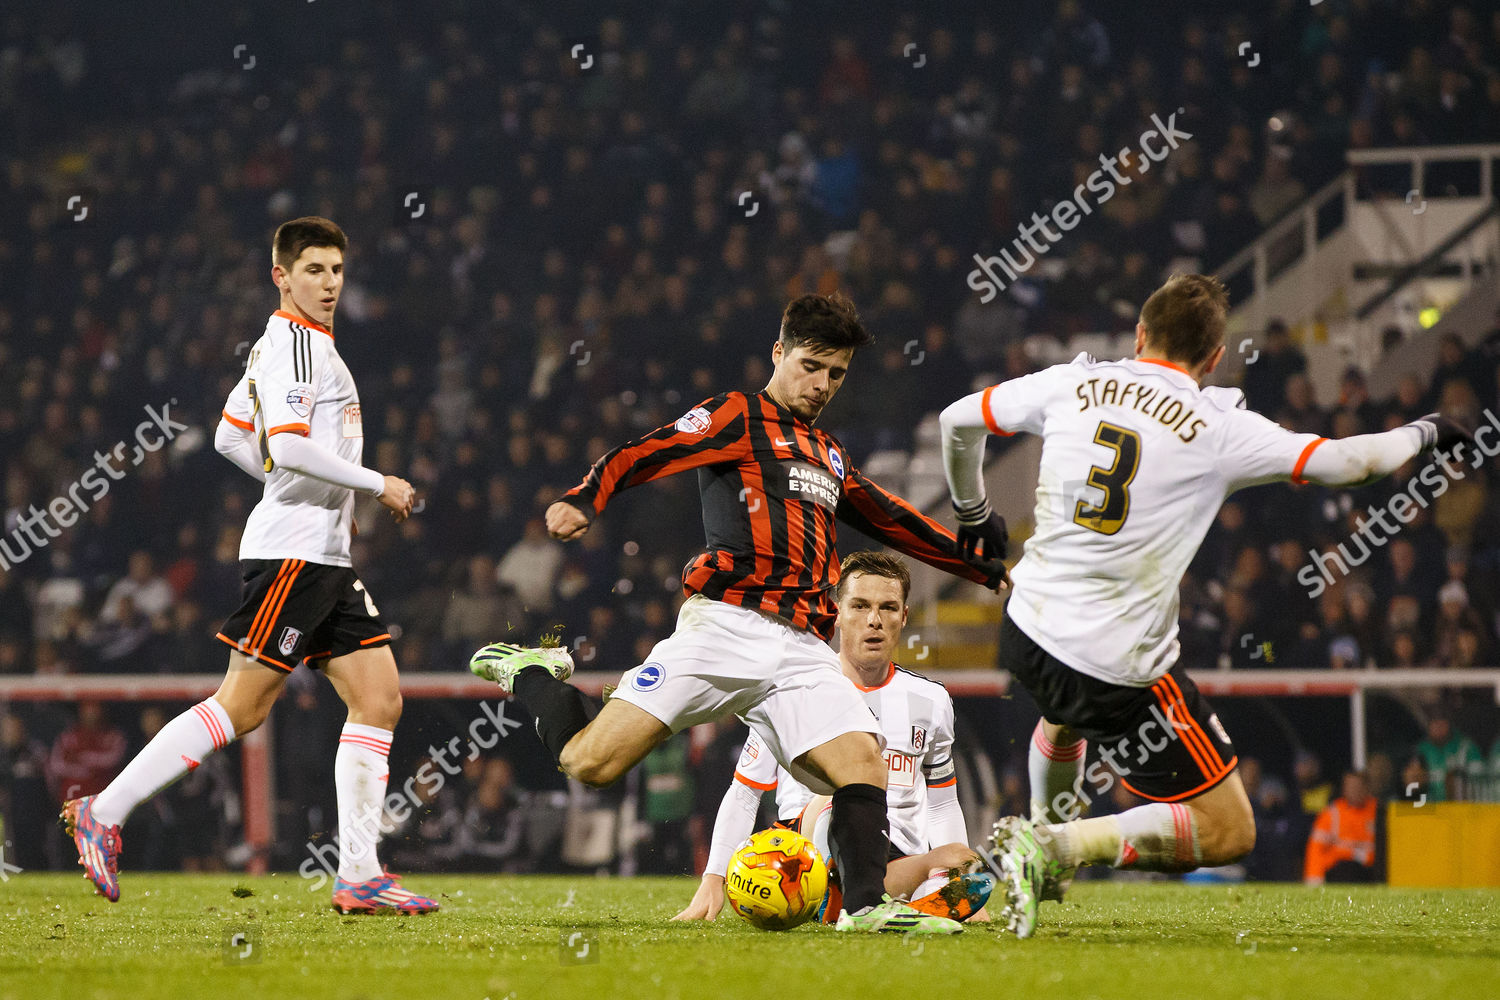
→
(91, 697, 236, 827)
(511, 665, 600, 765)
(336, 723, 393, 883)
(1039, 803, 1201, 872)
(829, 782, 890, 913)
(1028, 720, 1086, 823)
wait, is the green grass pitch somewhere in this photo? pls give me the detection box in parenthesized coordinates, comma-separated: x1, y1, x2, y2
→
(2, 874, 1496, 1000)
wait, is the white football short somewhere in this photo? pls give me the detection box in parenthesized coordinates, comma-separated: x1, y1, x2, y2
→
(612, 594, 881, 795)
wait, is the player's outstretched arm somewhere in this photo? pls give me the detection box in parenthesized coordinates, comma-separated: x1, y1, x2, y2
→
(940, 381, 1047, 565)
(214, 415, 267, 483)
(939, 390, 994, 518)
(1283, 414, 1473, 489)
(837, 467, 1008, 591)
(671, 779, 762, 921)
(554, 394, 751, 541)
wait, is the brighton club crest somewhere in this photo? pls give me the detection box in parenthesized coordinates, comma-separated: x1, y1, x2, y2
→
(279, 626, 303, 657)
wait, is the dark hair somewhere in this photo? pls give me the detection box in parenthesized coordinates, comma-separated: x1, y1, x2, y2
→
(272, 216, 348, 270)
(836, 550, 910, 602)
(779, 292, 874, 353)
(1140, 273, 1229, 368)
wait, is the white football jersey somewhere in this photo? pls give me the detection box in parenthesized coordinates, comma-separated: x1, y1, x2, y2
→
(987, 353, 1323, 686)
(223, 310, 367, 566)
(734, 663, 958, 856)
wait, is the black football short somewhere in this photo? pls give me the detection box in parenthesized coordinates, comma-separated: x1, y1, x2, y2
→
(999, 615, 1238, 803)
(215, 558, 391, 672)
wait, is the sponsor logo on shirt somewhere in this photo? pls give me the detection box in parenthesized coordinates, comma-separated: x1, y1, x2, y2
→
(342, 403, 363, 438)
(787, 461, 841, 511)
(675, 406, 712, 435)
(885, 749, 917, 788)
(827, 446, 844, 480)
(285, 388, 313, 418)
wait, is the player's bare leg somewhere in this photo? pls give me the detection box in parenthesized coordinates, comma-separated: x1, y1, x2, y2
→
(325, 645, 403, 730)
(558, 699, 672, 787)
(212, 651, 293, 733)
(322, 645, 436, 913)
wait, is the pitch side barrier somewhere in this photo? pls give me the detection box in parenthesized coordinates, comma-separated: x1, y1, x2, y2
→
(5, 669, 1498, 871)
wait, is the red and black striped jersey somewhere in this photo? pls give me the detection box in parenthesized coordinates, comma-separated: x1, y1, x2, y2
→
(559, 391, 991, 638)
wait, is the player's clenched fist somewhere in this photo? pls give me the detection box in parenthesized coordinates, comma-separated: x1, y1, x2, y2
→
(546, 500, 591, 541)
(377, 475, 415, 521)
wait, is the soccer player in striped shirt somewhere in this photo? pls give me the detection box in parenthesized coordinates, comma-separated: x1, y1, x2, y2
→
(63, 217, 436, 914)
(940, 273, 1473, 937)
(472, 293, 1006, 935)
(674, 552, 994, 925)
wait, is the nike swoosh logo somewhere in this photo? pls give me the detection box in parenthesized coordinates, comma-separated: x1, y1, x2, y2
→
(773, 437, 790, 447)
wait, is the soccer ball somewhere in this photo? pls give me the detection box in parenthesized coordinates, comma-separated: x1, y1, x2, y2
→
(724, 828, 828, 931)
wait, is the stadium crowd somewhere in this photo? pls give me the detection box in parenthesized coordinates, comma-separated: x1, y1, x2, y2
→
(4, 2, 1500, 877)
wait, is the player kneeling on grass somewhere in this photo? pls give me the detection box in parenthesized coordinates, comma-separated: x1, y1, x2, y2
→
(939, 273, 1474, 938)
(62, 218, 436, 914)
(674, 553, 993, 925)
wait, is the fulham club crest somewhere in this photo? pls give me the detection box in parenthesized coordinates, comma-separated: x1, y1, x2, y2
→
(279, 626, 303, 657)
(911, 726, 927, 751)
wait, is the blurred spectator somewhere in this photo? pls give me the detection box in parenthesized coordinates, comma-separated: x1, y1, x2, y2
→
(100, 551, 174, 623)
(496, 519, 564, 614)
(638, 732, 695, 875)
(45, 701, 126, 802)
(1414, 714, 1485, 802)
(1303, 770, 1378, 886)
(1240, 757, 1301, 881)
(441, 554, 526, 656)
(1, 712, 52, 871)
(455, 757, 526, 871)
(1241, 320, 1307, 415)
(1423, 333, 1488, 411)
(1292, 751, 1332, 853)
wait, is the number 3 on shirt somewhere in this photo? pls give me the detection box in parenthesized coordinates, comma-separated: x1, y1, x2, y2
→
(1072, 421, 1141, 535)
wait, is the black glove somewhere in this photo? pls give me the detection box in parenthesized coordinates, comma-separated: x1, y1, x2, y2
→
(968, 552, 1011, 591)
(953, 499, 1008, 564)
(1414, 412, 1475, 459)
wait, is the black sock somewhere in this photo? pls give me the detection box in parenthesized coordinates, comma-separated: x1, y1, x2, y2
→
(510, 665, 599, 764)
(829, 782, 889, 913)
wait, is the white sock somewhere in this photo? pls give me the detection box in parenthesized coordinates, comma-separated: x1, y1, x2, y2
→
(335, 723, 392, 883)
(1040, 803, 1200, 872)
(92, 698, 235, 827)
(1028, 721, 1086, 823)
